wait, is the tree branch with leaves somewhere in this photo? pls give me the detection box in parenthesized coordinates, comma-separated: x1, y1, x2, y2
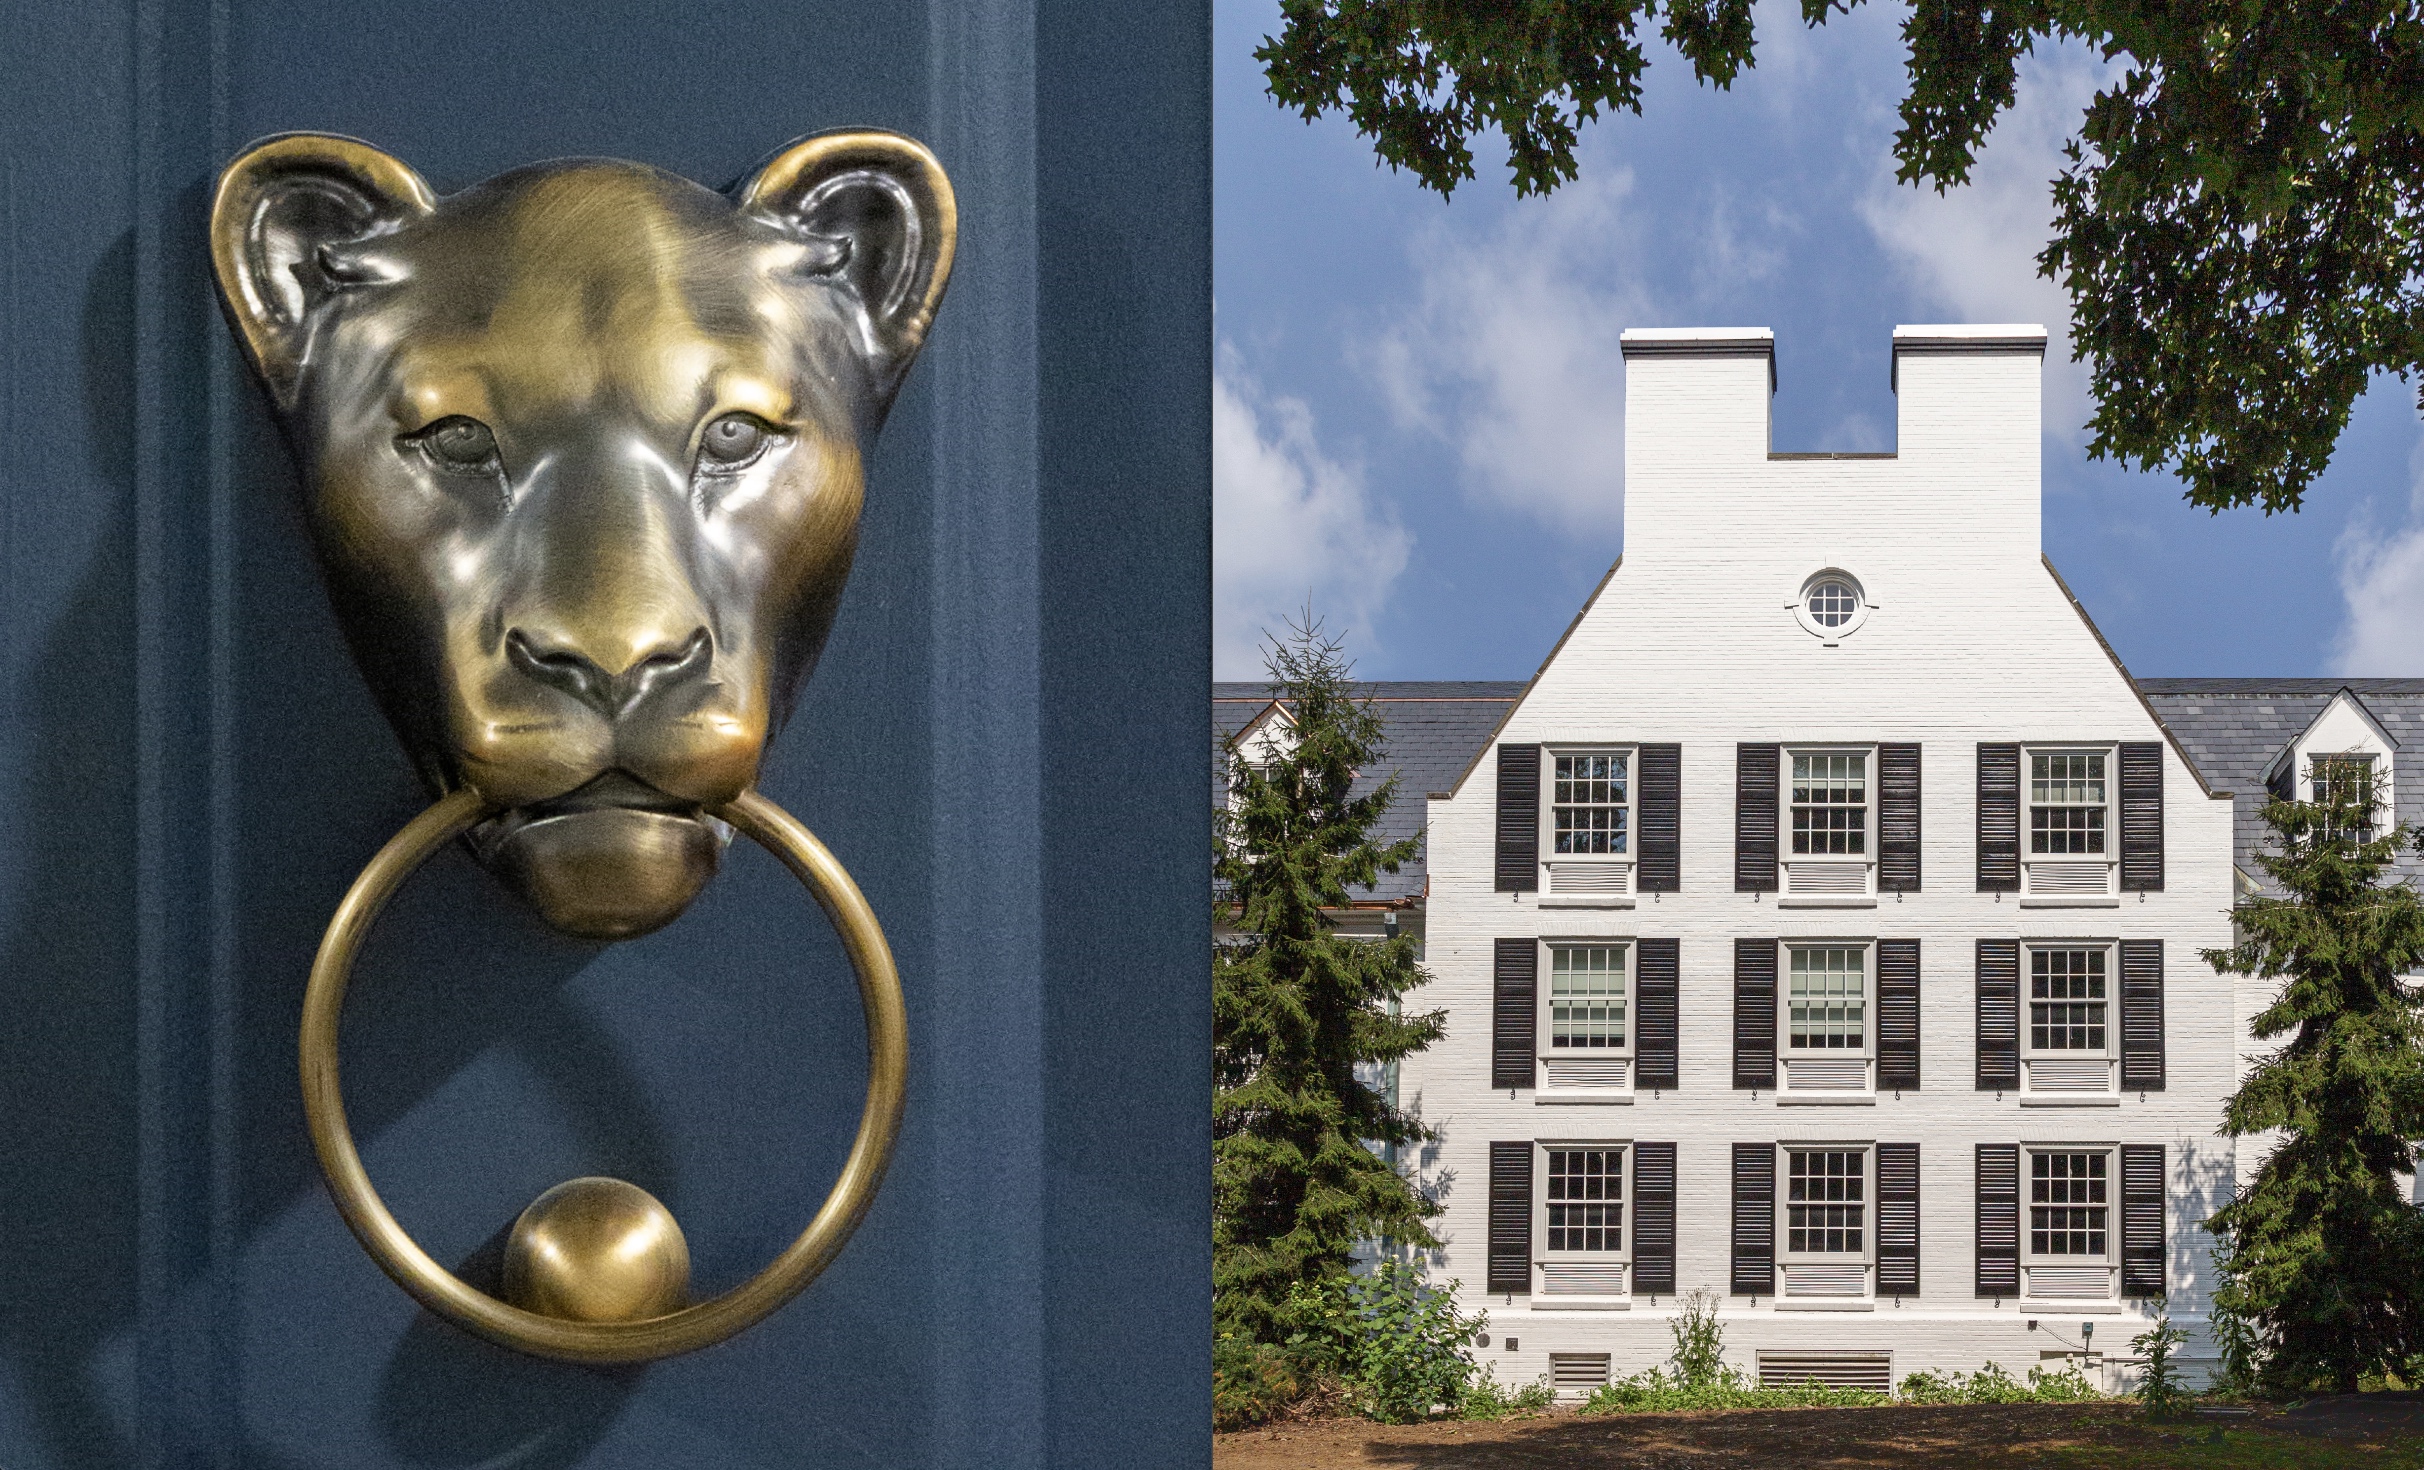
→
(1261, 0, 2424, 515)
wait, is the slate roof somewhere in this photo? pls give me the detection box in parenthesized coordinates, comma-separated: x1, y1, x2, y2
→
(2136, 679, 2424, 889)
(1212, 681, 1523, 905)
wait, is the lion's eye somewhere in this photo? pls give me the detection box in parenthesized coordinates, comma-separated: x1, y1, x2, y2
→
(411, 417, 502, 473)
(697, 413, 774, 469)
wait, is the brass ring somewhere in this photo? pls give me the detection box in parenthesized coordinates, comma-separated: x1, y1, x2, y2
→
(299, 787, 908, 1364)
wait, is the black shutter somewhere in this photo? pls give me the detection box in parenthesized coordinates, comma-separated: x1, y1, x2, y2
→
(1876, 939, 1921, 1091)
(2119, 741, 2164, 891)
(1733, 939, 1777, 1090)
(2119, 939, 2165, 1091)
(1975, 1143, 2020, 1297)
(1735, 743, 1779, 892)
(1634, 938, 1679, 1090)
(1632, 1142, 1677, 1295)
(1879, 742, 1922, 893)
(1731, 1143, 1775, 1296)
(1495, 745, 1541, 892)
(2120, 1144, 2166, 1298)
(1976, 939, 2019, 1091)
(1488, 1142, 1534, 1294)
(1977, 743, 2020, 891)
(1876, 1142, 1920, 1296)
(1637, 743, 1681, 892)
(1492, 939, 1537, 1089)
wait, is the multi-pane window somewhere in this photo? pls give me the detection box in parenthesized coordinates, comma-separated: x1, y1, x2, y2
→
(2029, 948, 2108, 1052)
(1554, 753, 1629, 855)
(1786, 1150, 1865, 1254)
(1791, 753, 1868, 855)
(1788, 947, 1865, 1050)
(1546, 1148, 1624, 1252)
(2311, 755, 2379, 842)
(1549, 945, 1627, 1049)
(2029, 1152, 2109, 1257)
(2029, 753, 2107, 854)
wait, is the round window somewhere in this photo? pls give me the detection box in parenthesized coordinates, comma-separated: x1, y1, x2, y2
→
(1807, 578, 1860, 628)
(1793, 570, 1870, 639)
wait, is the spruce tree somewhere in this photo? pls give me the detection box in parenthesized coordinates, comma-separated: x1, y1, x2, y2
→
(2205, 777, 2424, 1393)
(1213, 619, 1445, 1343)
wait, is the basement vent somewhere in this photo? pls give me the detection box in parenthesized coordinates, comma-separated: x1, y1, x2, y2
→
(1757, 1350, 1893, 1391)
(1549, 1353, 1613, 1393)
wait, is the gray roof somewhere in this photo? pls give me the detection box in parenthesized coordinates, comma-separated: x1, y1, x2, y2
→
(1213, 681, 1522, 904)
(2138, 680, 2424, 889)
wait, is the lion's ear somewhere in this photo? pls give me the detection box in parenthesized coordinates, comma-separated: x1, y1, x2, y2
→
(739, 131, 957, 386)
(211, 134, 434, 407)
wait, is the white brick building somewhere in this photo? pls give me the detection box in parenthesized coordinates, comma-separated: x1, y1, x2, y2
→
(1407, 325, 2244, 1395)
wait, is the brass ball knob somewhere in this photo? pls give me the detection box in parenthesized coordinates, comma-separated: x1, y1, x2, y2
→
(501, 1177, 691, 1323)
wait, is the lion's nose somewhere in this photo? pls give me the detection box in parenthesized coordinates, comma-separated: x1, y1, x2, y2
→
(506, 626, 712, 718)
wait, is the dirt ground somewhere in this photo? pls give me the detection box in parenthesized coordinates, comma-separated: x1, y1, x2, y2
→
(1213, 1401, 2424, 1470)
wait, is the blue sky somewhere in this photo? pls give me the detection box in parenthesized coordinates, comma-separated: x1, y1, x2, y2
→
(1212, 0, 2424, 682)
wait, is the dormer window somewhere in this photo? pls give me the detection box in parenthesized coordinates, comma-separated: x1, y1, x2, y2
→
(2311, 754, 2380, 842)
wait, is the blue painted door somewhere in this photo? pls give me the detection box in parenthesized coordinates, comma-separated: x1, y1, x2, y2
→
(0, 3, 1209, 1466)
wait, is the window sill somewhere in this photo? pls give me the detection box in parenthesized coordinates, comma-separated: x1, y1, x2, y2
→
(1539, 895, 1635, 909)
(1531, 1297, 1633, 1311)
(1773, 1299, 1876, 1312)
(1776, 1092, 1877, 1106)
(2019, 1093, 2120, 1106)
(1535, 1090, 1634, 1106)
(2019, 895, 2120, 908)
(2021, 1299, 2123, 1315)
(1776, 895, 1877, 909)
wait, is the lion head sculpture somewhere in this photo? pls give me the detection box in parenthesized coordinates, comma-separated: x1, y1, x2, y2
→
(211, 132, 953, 939)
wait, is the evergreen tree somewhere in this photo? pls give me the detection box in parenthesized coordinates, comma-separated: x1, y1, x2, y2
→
(1213, 619, 1446, 1343)
(2205, 777, 2424, 1393)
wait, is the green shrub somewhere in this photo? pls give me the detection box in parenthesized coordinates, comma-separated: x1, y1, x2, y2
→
(1580, 1370, 1891, 1413)
(1668, 1288, 1730, 1388)
(1213, 1335, 1304, 1431)
(1460, 1366, 1553, 1420)
(1280, 1261, 1486, 1423)
(2133, 1317, 2191, 1416)
(1896, 1361, 2102, 1405)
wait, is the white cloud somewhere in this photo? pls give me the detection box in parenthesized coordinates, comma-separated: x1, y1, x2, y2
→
(2332, 438, 2424, 675)
(1362, 168, 1646, 533)
(1213, 346, 1413, 679)
(1858, 45, 2113, 440)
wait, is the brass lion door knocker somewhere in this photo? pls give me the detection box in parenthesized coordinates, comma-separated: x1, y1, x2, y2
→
(209, 131, 954, 1363)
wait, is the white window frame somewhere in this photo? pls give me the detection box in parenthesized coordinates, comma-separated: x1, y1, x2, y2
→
(2022, 745, 2117, 898)
(2021, 1144, 2119, 1305)
(1779, 941, 1872, 1095)
(2309, 752, 2383, 843)
(1777, 1141, 1874, 1304)
(1535, 1139, 1632, 1306)
(1791, 568, 1873, 641)
(1781, 745, 1876, 898)
(1538, 940, 1634, 1098)
(2021, 941, 2118, 1100)
(1541, 745, 1636, 898)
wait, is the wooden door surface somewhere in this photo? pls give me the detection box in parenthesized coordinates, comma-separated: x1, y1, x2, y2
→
(0, 3, 1209, 1466)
